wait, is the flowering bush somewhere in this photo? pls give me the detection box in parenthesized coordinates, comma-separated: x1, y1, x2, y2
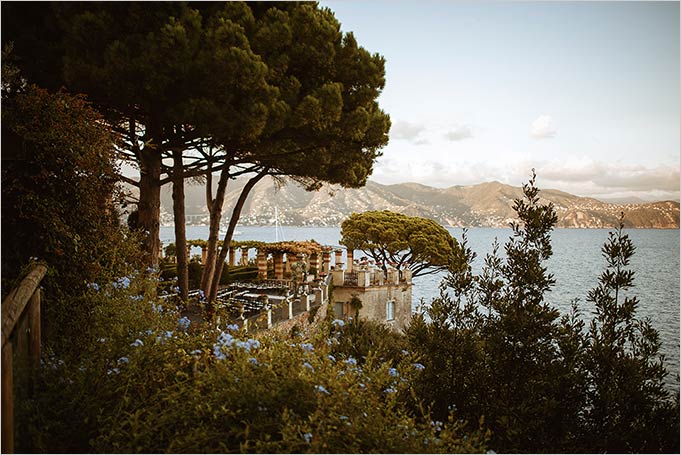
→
(16, 270, 488, 453)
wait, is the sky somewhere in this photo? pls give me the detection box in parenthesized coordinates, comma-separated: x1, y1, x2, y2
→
(321, 0, 680, 202)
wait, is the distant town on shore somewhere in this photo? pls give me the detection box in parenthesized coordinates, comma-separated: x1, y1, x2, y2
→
(154, 177, 680, 229)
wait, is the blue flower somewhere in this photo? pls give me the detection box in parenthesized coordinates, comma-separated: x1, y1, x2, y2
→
(431, 420, 443, 432)
(88, 282, 100, 292)
(358, 382, 366, 389)
(178, 316, 191, 331)
(344, 357, 357, 366)
(131, 295, 144, 301)
(117, 356, 129, 364)
(401, 349, 409, 355)
(236, 338, 260, 352)
(226, 323, 239, 332)
(388, 367, 399, 377)
(413, 362, 425, 371)
(130, 339, 144, 347)
(327, 354, 336, 362)
(98, 338, 106, 343)
(151, 303, 163, 313)
(314, 385, 330, 395)
(332, 319, 345, 327)
(302, 362, 314, 371)
(248, 357, 259, 365)
(217, 332, 234, 347)
(190, 349, 202, 356)
(303, 433, 313, 443)
(107, 367, 120, 375)
(213, 344, 226, 360)
(339, 415, 349, 421)
(113, 276, 131, 289)
(384, 387, 397, 394)
(300, 343, 314, 352)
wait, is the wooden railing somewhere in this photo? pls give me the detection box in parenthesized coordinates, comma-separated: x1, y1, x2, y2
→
(2, 263, 47, 454)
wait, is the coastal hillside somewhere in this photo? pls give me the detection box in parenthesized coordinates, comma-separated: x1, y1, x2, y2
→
(160, 177, 680, 229)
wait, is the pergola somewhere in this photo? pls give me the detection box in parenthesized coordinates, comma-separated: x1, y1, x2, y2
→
(171, 239, 337, 281)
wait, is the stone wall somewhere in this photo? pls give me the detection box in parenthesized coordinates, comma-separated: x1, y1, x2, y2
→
(332, 284, 412, 332)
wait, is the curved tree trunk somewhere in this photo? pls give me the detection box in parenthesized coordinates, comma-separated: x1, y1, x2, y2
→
(172, 148, 189, 302)
(201, 169, 230, 294)
(200, 162, 214, 290)
(207, 169, 268, 307)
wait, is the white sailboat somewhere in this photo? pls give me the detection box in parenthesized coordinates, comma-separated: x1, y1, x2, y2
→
(274, 207, 284, 242)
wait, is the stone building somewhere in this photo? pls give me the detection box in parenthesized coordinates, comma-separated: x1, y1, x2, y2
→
(164, 239, 413, 332)
(330, 249, 413, 331)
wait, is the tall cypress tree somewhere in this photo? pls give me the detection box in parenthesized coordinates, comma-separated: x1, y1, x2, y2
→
(582, 215, 679, 453)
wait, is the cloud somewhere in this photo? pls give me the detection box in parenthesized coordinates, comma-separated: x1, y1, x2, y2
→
(537, 160, 680, 192)
(391, 120, 427, 144)
(530, 114, 556, 139)
(444, 125, 473, 141)
(372, 155, 679, 202)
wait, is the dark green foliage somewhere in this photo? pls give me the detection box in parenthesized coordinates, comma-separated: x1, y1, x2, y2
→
(188, 259, 203, 290)
(406, 172, 679, 453)
(4, 2, 391, 272)
(341, 210, 462, 277)
(16, 273, 487, 453)
(581, 216, 679, 453)
(476, 174, 575, 451)
(159, 262, 258, 286)
(222, 265, 259, 283)
(1, 84, 142, 354)
(328, 317, 407, 367)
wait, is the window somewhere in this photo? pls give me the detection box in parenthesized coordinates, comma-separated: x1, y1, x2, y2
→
(334, 302, 344, 318)
(386, 300, 395, 321)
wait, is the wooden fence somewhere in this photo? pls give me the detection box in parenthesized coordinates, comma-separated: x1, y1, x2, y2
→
(2, 263, 47, 454)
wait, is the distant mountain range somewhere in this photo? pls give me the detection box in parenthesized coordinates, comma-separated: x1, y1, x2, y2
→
(159, 177, 680, 229)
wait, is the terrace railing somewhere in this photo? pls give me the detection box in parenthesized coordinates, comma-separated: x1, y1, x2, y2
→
(2, 263, 47, 454)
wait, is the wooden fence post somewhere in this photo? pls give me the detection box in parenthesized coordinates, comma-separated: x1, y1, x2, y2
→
(2, 342, 14, 454)
(2, 263, 47, 454)
(28, 289, 41, 371)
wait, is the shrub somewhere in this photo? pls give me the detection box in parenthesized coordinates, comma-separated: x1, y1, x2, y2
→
(326, 316, 407, 368)
(16, 271, 488, 453)
(1, 84, 143, 354)
(580, 216, 680, 453)
(405, 173, 678, 453)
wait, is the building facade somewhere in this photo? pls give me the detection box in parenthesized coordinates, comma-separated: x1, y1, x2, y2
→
(330, 256, 413, 331)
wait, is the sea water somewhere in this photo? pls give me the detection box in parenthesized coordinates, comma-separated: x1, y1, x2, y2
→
(161, 225, 680, 386)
